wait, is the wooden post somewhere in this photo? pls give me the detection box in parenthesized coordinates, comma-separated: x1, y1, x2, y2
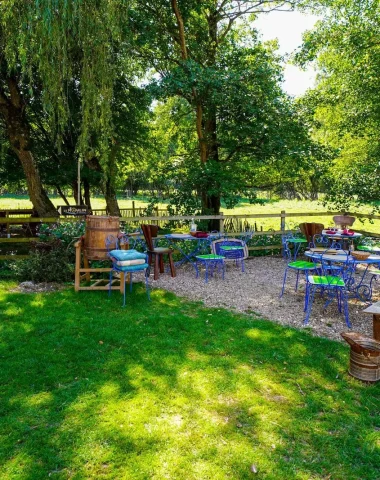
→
(280, 210, 286, 232)
(219, 214, 224, 234)
(74, 239, 82, 291)
(132, 201, 136, 217)
(6, 210, 10, 237)
(83, 253, 91, 282)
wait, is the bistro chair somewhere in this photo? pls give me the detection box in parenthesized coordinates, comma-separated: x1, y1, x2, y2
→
(304, 250, 355, 328)
(141, 224, 176, 280)
(281, 232, 307, 260)
(211, 238, 248, 272)
(106, 235, 150, 307)
(310, 233, 330, 249)
(280, 238, 320, 298)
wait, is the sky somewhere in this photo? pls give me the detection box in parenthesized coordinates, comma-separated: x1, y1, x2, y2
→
(254, 10, 320, 97)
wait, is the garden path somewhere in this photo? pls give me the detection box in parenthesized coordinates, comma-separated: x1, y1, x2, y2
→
(152, 256, 379, 342)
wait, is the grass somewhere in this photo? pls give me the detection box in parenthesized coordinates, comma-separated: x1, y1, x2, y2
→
(1, 195, 380, 234)
(0, 281, 379, 479)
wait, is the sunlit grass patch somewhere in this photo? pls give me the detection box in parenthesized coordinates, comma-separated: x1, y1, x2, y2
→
(0, 282, 379, 479)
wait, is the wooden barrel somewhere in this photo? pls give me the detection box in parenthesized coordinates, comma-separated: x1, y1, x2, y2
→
(341, 332, 380, 382)
(349, 350, 380, 382)
(85, 215, 120, 260)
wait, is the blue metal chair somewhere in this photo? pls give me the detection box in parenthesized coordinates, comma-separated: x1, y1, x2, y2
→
(280, 239, 320, 298)
(211, 238, 248, 272)
(106, 235, 150, 307)
(304, 251, 355, 328)
(281, 232, 307, 260)
(195, 254, 225, 283)
(310, 233, 330, 249)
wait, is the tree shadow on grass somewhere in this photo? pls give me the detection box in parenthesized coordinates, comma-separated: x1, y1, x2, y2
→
(0, 284, 379, 479)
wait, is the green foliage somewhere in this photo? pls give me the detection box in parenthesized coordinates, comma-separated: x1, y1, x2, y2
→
(38, 221, 85, 261)
(131, 2, 320, 214)
(1, 0, 131, 159)
(296, 0, 380, 211)
(10, 243, 73, 283)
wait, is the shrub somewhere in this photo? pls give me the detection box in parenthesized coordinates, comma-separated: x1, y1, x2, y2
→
(38, 221, 85, 262)
(11, 242, 73, 283)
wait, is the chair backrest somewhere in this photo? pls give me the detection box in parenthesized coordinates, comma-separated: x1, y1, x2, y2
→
(319, 251, 354, 285)
(311, 234, 330, 249)
(141, 224, 159, 251)
(105, 234, 119, 252)
(211, 238, 248, 259)
(281, 233, 294, 260)
(299, 222, 324, 244)
(333, 215, 355, 228)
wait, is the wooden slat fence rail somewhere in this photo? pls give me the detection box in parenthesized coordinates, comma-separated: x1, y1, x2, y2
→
(1, 210, 380, 260)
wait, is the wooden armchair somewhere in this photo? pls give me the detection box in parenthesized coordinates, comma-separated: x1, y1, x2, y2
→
(299, 222, 324, 245)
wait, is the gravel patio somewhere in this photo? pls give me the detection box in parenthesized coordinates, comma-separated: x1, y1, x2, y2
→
(153, 255, 379, 342)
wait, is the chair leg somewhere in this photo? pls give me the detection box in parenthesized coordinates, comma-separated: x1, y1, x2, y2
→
(154, 254, 160, 280)
(159, 255, 164, 273)
(304, 282, 309, 312)
(109, 270, 113, 298)
(304, 285, 316, 324)
(295, 270, 300, 291)
(123, 272, 126, 307)
(280, 267, 288, 298)
(145, 268, 151, 301)
(342, 290, 351, 328)
(168, 252, 176, 278)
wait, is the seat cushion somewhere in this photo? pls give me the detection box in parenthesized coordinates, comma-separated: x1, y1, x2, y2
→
(196, 254, 224, 260)
(116, 263, 149, 272)
(288, 261, 318, 270)
(153, 247, 171, 254)
(308, 275, 345, 287)
(116, 259, 146, 267)
(109, 249, 146, 261)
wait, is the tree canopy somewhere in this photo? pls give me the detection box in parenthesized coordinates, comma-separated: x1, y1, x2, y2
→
(296, 0, 380, 211)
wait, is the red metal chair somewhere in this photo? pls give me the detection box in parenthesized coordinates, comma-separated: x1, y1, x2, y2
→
(141, 224, 176, 280)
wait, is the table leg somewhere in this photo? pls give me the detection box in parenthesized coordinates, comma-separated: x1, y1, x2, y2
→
(171, 239, 201, 273)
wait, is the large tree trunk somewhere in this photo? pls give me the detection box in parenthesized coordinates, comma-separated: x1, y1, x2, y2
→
(85, 154, 120, 217)
(0, 77, 58, 217)
(172, 0, 221, 230)
(201, 106, 221, 230)
(103, 146, 120, 216)
(103, 178, 120, 217)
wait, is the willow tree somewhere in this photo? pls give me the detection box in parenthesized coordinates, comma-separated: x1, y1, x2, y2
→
(0, 0, 130, 216)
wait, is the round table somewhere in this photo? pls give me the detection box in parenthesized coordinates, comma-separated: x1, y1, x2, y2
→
(305, 250, 380, 302)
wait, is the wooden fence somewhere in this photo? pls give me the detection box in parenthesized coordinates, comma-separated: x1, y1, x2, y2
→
(1, 210, 380, 261)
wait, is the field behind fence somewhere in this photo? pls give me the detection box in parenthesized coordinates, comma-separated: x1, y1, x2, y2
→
(1, 207, 380, 261)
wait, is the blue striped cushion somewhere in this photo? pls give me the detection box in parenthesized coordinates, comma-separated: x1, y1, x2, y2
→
(116, 263, 149, 272)
(109, 249, 146, 261)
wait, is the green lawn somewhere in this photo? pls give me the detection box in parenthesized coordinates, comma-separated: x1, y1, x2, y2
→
(1, 195, 380, 233)
(0, 281, 379, 479)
